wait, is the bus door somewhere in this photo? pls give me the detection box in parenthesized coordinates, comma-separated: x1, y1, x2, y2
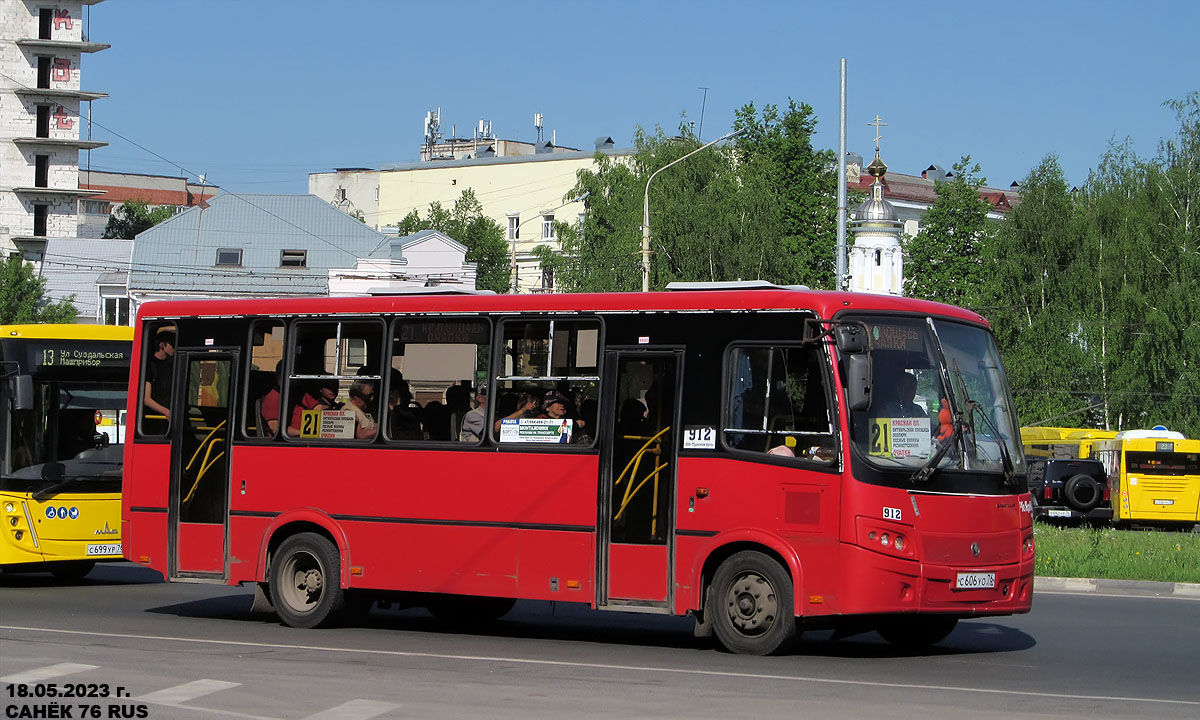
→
(598, 349, 681, 609)
(169, 350, 238, 580)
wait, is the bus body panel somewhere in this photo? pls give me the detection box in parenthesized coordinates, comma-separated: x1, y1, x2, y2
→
(225, 445, 599, 599)
(672, 526, 814, 616)
(836, 481, 1033, 616)
(672, 457, 839, 616)
(835, 543, 1033, 616)
(1121, 476, 1200, 523)
(1095, 436, 1200, 526)
(1, 491, 123, 564)
(609, 543, 668, 601)
(121, 290, 1032, 636)
(2, 324, 131, 572)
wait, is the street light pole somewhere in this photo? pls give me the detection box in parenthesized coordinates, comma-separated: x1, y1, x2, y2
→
(641, 127, 745, 292)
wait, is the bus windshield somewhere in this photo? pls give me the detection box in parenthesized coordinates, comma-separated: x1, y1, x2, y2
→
(5, 379, 126, 487)
(847, 315, 1025, 481)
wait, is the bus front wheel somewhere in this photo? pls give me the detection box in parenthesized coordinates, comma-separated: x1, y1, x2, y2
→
(270, 533, 346, 629)
(710, 551, 796, 655)
(49, 561, 95, 581)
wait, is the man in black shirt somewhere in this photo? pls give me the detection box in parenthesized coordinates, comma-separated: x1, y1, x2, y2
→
(144, 329, 176, 430)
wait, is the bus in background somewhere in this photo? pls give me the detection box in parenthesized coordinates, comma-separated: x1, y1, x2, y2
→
(122, 285, 1033, 654)
(1, 324, 132, 579)
(1092, 429, 1200, 530)
(1020, 426, 1118, 460)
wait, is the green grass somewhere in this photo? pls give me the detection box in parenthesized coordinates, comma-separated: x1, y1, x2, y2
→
(1034, 524, 1200, 583)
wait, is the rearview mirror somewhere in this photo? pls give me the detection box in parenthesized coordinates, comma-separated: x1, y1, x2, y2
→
(12, 374, 33, 411)
(845, 355, 872, 411)
(834, 324, 867, 354)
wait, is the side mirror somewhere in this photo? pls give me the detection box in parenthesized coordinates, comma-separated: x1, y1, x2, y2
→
(845, 355, 872, 411)
(12, 374, 34, 411)
(834, 324, 867, 354)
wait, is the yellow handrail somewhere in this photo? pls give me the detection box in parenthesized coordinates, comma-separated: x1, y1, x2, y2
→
(182, 438, 225, 505)
(182, 419, 228, 506)
(185, 420, 227, 471)
(613, 426, 671, 535)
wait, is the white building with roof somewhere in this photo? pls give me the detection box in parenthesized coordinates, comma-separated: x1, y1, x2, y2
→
(310, 137, 629, 293)
(127, 194, 475, 312)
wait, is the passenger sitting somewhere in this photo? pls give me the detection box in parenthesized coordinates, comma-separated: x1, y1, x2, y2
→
(459, 386, 488, 443)
(388, 371, 422, 440)
(259, 360, 283, 436)
(493, 392, 539, 435)
(345, 379, 379, 439)
(422, 401, 451, 441)
(287, 377, 339, 436)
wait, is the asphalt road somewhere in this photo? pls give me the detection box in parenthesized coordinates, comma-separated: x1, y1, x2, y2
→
(2, 563, 1198, 720)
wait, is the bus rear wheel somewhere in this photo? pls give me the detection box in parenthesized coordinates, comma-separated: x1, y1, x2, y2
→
(49, 561, 95, 581)
(877, 615, 958, 649)
(710, 551, 796, 655)
(270, 533, 346, 629)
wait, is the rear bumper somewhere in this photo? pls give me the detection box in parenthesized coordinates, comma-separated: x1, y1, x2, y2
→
(830, 543, 1034, 617)
(1034, 504, 1113, 522)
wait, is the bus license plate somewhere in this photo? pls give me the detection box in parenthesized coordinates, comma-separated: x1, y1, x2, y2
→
(86, 543, 121, 556)
(955, 572, 996, 590)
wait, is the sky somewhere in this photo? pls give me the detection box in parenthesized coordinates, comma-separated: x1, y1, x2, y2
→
(77, 0, 1199, 195)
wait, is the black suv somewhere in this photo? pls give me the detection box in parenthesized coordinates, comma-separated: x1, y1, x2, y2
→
(1026, 458, 1112, 524)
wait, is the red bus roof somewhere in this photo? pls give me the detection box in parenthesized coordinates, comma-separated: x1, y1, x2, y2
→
(134, 288, 987, 326)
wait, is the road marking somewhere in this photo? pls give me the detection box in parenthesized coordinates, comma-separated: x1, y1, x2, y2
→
(1, 662, 99, 684)
(303, 699, 401, 720)
(139, 679, 240, 704)
(2, 624, 1197, 708)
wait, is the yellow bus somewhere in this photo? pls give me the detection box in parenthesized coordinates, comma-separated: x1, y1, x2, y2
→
(1020, 426, 1118, 460)
(1092, 429, 1200, 529)
(1, 324, 132, 578)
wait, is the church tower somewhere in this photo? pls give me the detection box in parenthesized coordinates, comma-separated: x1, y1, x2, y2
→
(847, 115, 904, 295)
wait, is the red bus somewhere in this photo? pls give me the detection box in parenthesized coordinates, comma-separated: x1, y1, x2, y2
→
(121, 284, 1033, 654)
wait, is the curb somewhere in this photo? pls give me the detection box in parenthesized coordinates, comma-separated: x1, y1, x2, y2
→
(1035, 576, 1200, 598)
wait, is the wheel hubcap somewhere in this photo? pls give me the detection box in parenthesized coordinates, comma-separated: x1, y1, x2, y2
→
(725, 572, 777, 636)
(280, 551, 323, 612)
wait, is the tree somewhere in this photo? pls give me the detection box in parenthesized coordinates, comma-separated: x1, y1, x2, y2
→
(980, 93, 1200, 437)
(102, 200, 177, 239)
(1077, 94, 1200, 436)
(551, 99, 842, 292)
(982, 155, 1101, 427)
(0, 256, 77, 324)
(904, 157, 996, 307)
(733, 100, 842, 288)
(397, 189, 510, 293)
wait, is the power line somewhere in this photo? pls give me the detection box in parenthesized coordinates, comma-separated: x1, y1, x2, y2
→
(0, 70, 359, 263)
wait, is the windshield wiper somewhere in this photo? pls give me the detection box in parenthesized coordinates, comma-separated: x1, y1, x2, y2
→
(32, 475, 89, 501)
(963, 399, 1017, 486)
(910, 424, 961, 483)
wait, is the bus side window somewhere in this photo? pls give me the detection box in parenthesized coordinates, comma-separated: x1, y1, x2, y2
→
(285, 321, 383, 441)
(494, 318, 601, 446)
(244, 320, 285, 438)
(387, 318, 491, 443)
(138, 322, 177, 437)
(723, 344, 834, 462)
